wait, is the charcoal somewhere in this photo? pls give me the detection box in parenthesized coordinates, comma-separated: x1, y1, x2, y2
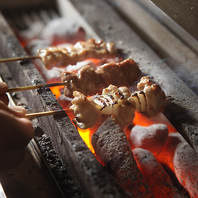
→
(92, 118, 154, 197)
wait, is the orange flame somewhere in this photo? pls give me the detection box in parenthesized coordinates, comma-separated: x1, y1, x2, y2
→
(78, 128, 95, 153)
(49, 85, 96, 153)
(50, 86, 63, 98)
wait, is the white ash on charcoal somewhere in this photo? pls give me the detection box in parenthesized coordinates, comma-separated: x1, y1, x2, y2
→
(34, 134, 83, 198)
(91, 118, 154, 197)
(157, 133, 198, 198)
(133, 148, 186, 198)
(129, 124, 169, 157)
(133, 112, 176, 133)
(40, 17, 86, 45)
(19, 21, 44, 43)
(19, 17, 85, 47)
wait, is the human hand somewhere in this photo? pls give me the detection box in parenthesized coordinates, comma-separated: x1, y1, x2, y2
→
(0, 96, 34, 171)
(0, 82, 9, 105)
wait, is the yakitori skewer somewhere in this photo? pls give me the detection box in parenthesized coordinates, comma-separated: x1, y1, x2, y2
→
(7, 82, 66, 93)
(0, 39, 118, 69)
(0, 55, 40, 63)
(25, 109, 70, 119)
(70, 77, 167, 129)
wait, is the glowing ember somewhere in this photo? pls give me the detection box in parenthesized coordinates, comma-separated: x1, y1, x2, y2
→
(133, 148, 186, 198)
(133, 112, 176, 133)
(92, 118, 154, 197)
(129, 124, 169, 157)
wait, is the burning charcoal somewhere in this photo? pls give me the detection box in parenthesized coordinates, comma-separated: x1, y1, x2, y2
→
(157, 133, 184, 170)
(133, 148, 186, 198)
(133, 112, 177, 133)
(129, 124, 168, 157)
(40, 17, 86, 45)
(91, 118, 154, 197)
(157, 132, 198, 197)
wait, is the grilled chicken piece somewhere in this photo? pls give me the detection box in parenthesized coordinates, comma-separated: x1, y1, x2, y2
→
(61, 65, 104, 98)
(129, 76, 167, 117)
(70, 91, 102, 129)
(70, 85, 135, 129)
(100, 85, 136, 129)
(70, 77, 166, 129)
(37, 39, 118, 69)
(61, 58, 142, 98)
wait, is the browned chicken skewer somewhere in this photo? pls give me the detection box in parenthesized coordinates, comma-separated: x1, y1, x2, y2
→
(0, 39, 119, 69)
(61, 58, 142, 98)
(70, 76, 166, 129)
(38, 39, 119, 69)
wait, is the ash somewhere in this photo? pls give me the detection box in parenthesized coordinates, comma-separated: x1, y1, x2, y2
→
(34, 134, 83, 198)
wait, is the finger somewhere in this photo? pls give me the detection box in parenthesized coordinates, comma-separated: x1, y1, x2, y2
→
(0, 111, 34, 150)
(10, 106, 26, 117)
(15, 117, 35, 147)
(0, 101, 26, 117)
(0, 82, 8, 95)
(0, 94, 9, 105)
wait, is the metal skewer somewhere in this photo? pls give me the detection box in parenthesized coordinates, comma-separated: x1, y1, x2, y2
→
(7, 82, 66, 93)
(0, 55, 40, 63)
(25, 109, 71, 119)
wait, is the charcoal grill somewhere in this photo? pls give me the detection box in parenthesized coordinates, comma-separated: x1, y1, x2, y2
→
(0, 0, 198, 197)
